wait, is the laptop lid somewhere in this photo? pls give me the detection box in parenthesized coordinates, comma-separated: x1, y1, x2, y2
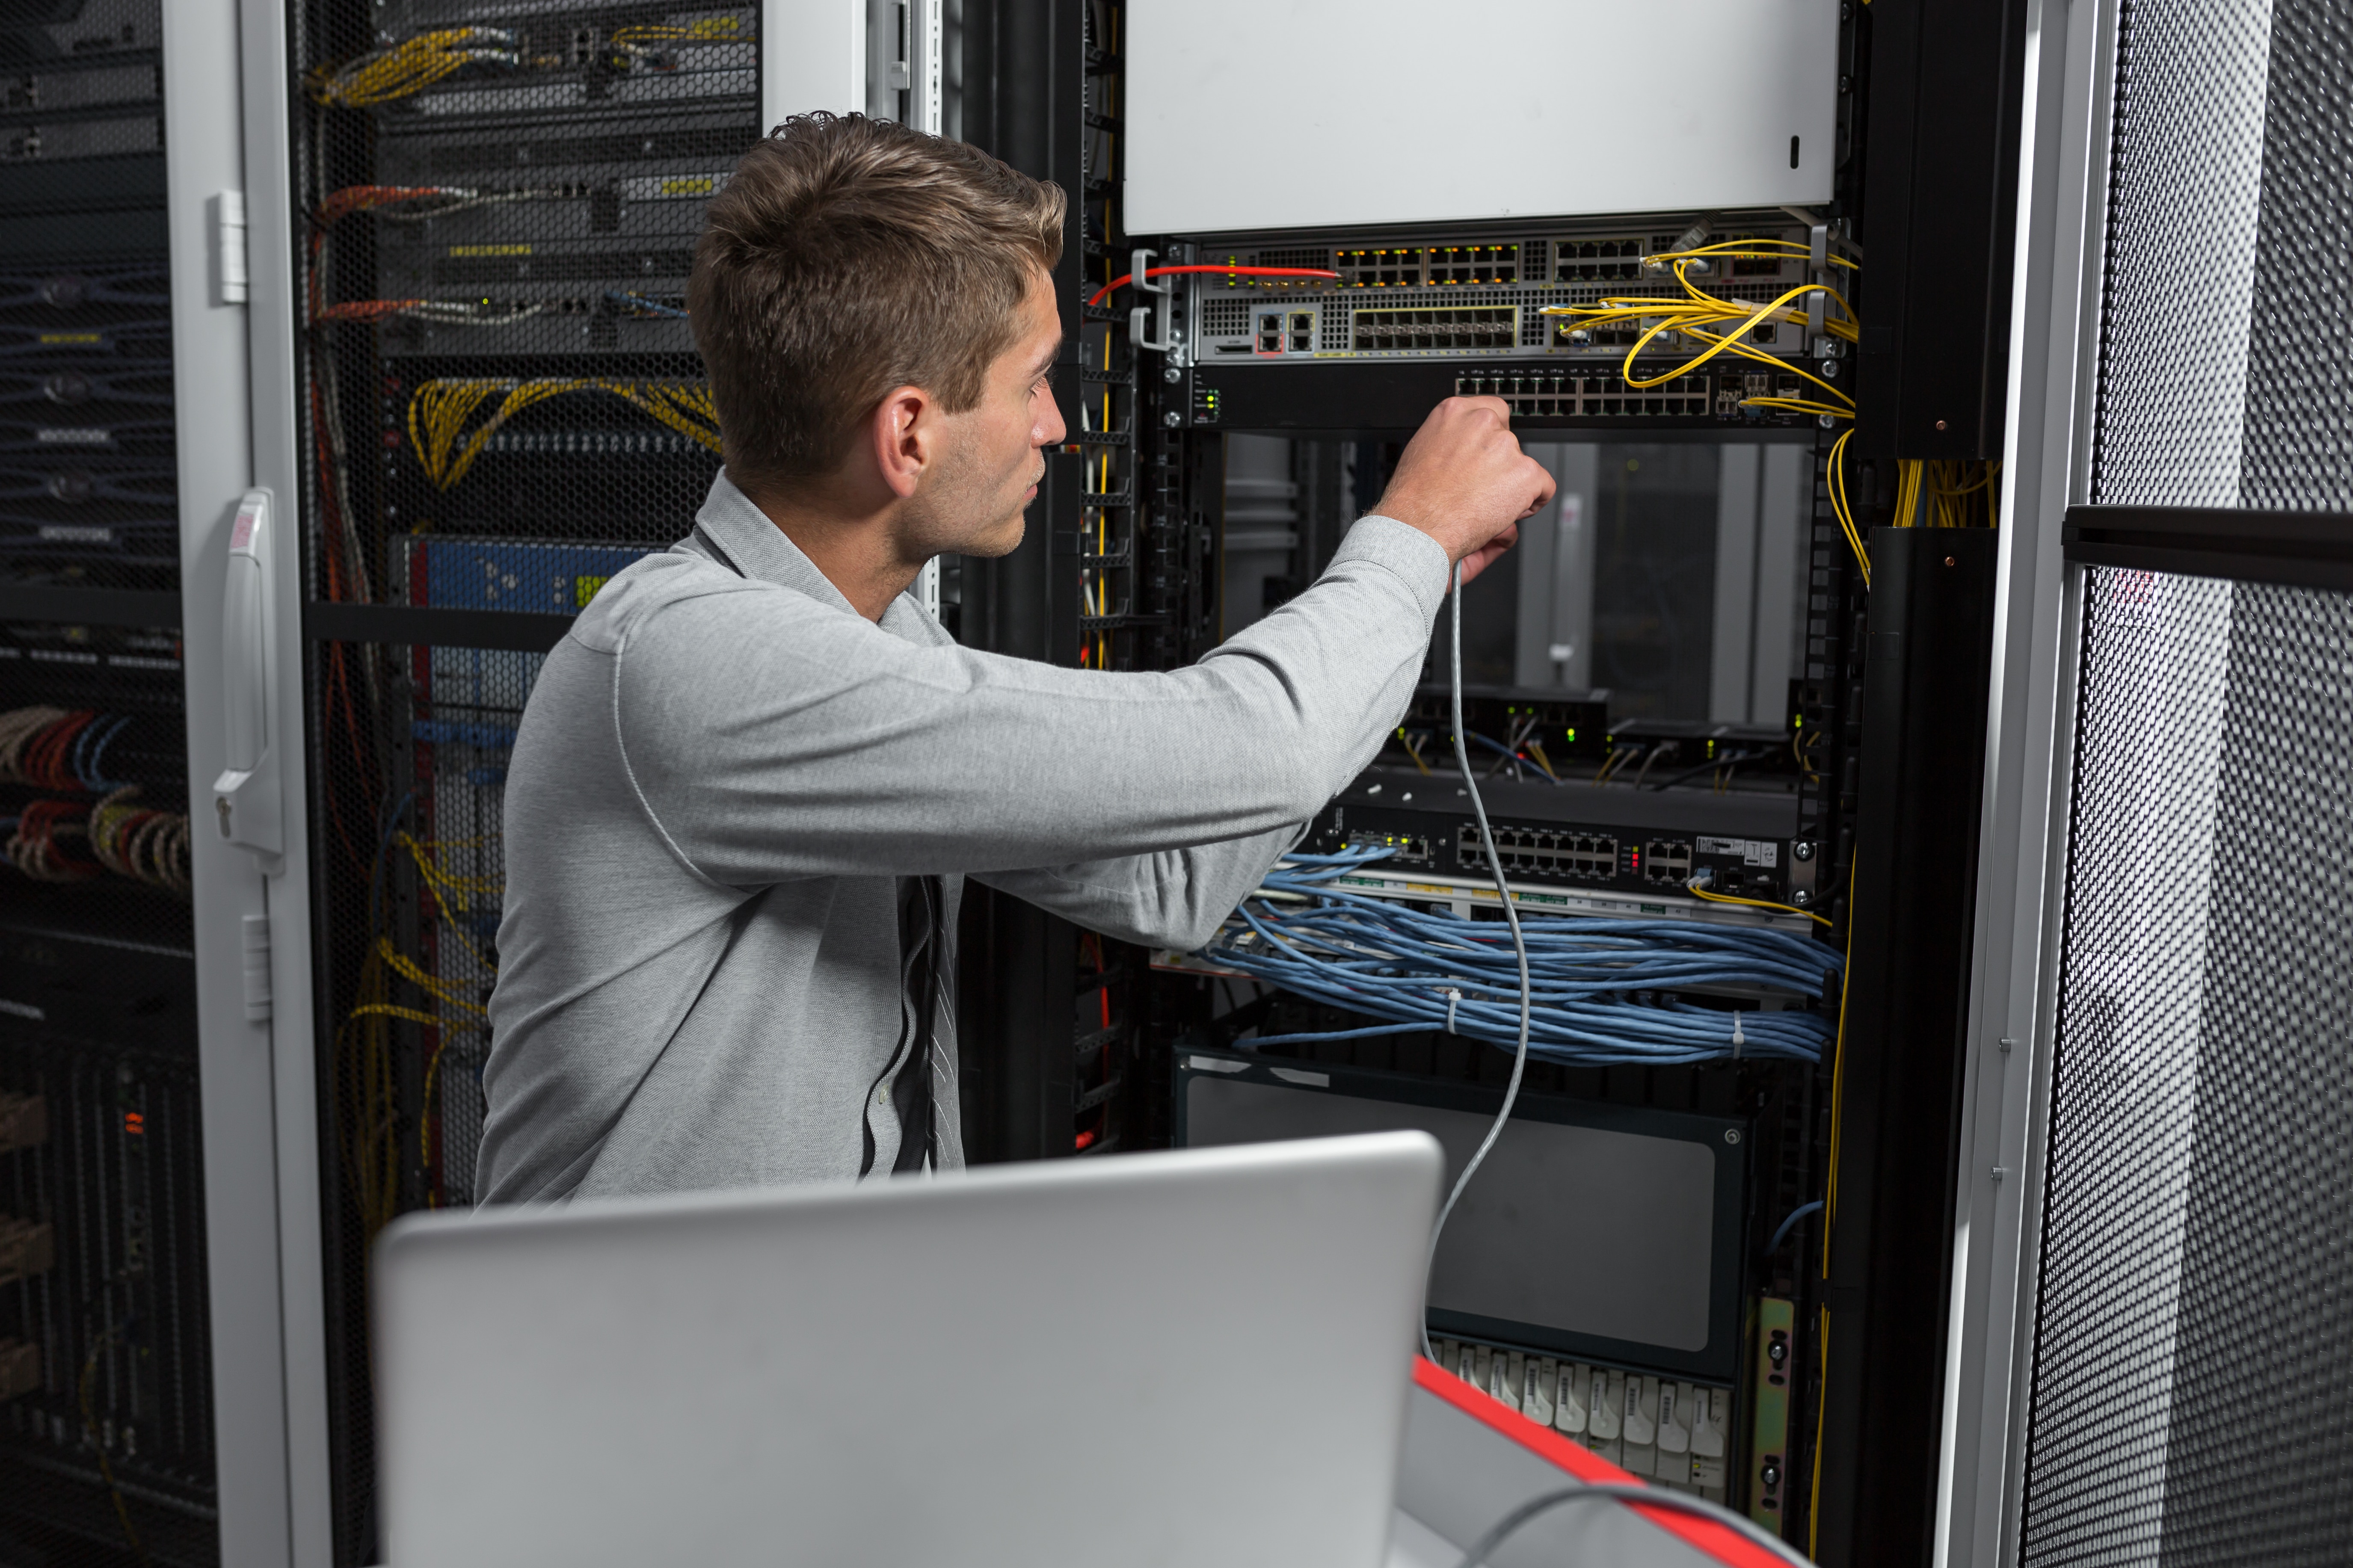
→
(375, 1130, 1443, 1568)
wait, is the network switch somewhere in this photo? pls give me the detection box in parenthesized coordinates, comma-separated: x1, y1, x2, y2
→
(1186, 224, 1813, 364)
(1319, 764, 1817, 914)
(1179, 222, 1834, 430)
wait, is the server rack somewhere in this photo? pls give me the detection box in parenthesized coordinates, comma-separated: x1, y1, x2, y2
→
(171, 0, 2034, 1560)
(993, 2, 2020, 1556)
(0, 3, 229, 1563)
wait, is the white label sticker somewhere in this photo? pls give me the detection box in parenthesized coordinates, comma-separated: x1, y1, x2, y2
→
(1697, 836, 1779, 867)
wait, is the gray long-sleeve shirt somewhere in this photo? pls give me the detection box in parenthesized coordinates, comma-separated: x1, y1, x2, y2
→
(475, 473, 1451, 1203)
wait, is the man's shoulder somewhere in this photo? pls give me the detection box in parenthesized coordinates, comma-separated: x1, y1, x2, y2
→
(566, 547, 802, 656)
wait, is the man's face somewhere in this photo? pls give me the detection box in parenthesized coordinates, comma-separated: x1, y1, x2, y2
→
(904, 269, 1065, 560)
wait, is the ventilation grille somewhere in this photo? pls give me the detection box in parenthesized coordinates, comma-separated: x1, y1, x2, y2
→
(2022, 567, 2353, 1563)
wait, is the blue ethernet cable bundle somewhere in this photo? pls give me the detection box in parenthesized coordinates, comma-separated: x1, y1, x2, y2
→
(1201, 845, 1839, 1067)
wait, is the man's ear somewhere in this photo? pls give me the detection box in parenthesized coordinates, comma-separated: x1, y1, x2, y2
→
(868, 385, 931, 501)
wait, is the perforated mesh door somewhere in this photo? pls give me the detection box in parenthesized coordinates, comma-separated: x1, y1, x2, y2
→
(291, 4, 759, 1559)
(2089, 0, 2274, 507)
(2233, 0, 2353, 508)
(2094, 0, 2353, 509)
(2021, 567, 2353, 1564)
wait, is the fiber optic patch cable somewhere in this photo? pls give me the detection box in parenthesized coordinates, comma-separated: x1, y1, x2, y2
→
(406, 378, 724, 489)
(309, 18, 745, 107)
(1543, 237, 1859, 423)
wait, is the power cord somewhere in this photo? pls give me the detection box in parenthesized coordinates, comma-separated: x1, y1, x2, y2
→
(1420, 559, 1534, 1362)
(1452, 1480, 1814, 1568)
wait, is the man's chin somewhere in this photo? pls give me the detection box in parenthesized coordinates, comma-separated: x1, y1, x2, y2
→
(946, 513, 1027, 560)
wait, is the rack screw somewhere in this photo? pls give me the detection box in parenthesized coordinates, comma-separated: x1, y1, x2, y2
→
(1724, 1129, 1742, 1145)
(1164, 411, 1182, 427)
(1164, 367, 1181, 384)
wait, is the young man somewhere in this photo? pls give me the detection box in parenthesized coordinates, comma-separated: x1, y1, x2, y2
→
(475, 113, 1550, 1203)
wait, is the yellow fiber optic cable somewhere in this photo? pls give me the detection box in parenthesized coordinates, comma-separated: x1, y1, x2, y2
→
(1828, 430, 1871, 589)
(406, 379, 724, 489)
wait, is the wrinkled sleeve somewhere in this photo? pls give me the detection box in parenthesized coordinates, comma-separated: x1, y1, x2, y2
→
(611, 516, 1449, 895)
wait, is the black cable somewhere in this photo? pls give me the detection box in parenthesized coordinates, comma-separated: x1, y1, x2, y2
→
(1453, 1480, 1813, 1568)
(1645, 747, 1766, 792)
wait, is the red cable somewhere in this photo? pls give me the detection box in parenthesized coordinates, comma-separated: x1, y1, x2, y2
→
(1086, 265, 1340, 308)
(26, 713, 94, 793)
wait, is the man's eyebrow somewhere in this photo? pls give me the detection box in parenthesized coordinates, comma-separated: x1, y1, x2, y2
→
(1033, 335, 1064, 376)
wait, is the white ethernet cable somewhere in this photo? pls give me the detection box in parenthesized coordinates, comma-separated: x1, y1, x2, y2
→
(1420, 557, 1534, 1363)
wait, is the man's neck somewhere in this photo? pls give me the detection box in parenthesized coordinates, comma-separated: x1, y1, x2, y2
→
(746, 480, 921, 623)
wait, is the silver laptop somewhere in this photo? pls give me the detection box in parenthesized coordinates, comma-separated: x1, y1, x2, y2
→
(375, 1131, 1443, 1567)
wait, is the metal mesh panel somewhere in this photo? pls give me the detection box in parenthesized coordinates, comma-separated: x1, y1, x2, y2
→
(311, 631, 572, 1564)
(2021, 567, 2231, 1565)
(2237, 0, 2353, 508)
(0, 963, 216, 1568)
(294, 1, 745, 603)
(2023, 567, 2353, 1563)
(0, 4, 216, 1558)
(0, 0, 174, 595)
(292, 4, 758, 1556)
(2089, 0, 2273, 507)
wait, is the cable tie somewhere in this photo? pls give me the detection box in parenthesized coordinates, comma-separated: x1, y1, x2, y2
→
(1732, 1009, 1745, 1059)
(1444, 988, 1462, 1035)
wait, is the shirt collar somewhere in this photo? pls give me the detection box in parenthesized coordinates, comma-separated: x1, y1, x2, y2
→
(682, 470, 946, 646)
(684, 471, 860, 615)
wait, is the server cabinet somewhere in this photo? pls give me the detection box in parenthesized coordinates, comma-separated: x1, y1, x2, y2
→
(1942, 0, 2353, 1561)
(0, 2, 260, 1563)
(209, 2, 977, 1559)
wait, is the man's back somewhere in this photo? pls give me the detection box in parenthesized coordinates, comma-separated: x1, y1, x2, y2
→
(477, 473, 1452, 1201)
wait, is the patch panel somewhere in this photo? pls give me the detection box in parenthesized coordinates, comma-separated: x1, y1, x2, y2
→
(1430, 1337, 1733, 1501)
